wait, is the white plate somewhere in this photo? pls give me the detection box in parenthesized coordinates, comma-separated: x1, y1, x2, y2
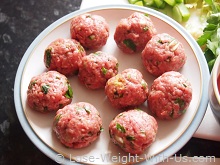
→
(14, 5, 210, 165)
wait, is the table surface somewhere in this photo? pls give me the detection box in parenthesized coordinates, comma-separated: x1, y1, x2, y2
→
(1, 0, 220, 164)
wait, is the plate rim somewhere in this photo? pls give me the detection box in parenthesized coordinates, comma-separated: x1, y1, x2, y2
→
(14, 4, 210, 165)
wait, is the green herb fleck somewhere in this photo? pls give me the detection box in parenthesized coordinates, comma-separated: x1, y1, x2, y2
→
(65, 83, 73, 99)
(158, 39, 163, 44)
(141, 80, 147, 89)
(143, 26, 149, 31)
(175, 98, 185, 108)
(116, 123, 126, 133)
(54, 114, 62, 125)
(41, 84, 50, 94)
(126, 135, 135, 141)
(101, 67, 108, 75)
(169, 109, 174, 118)
(144, 13, 149, 17)
(116, 63, 119, 71)
(94, 51, 101, 56)
(89, 34, 95, 40)
(45, 48, 52, 68)
(179, 109, 186, 115)
(100, 127, 104, 132)
(84, 105, 91, 114)
(113, 91, 123, 99)
(28, 80, 37, 89)
(117, 113, 124, 118)
(135, 108, 142, 111)
(78, 44, 85, 53)
(123, 39, 136, 52)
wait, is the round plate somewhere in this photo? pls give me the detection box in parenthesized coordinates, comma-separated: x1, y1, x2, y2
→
(14, 4, 209, 165)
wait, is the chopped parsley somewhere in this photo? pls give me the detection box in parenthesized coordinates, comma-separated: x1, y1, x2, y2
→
(41, 84, 50, 94)
(183, 83, 187, 87)
(143, 26, 149, 31)
(28, 80, 37, 89)
(84, 105, 91, 114)
(116, 123, 126, 133)
(126, 135, 135, 141)
(54, 114, 62, 125)
(169, 109, 174, 118)
(113, 91, 123, 99)
(141, 80, 147, 89)
(123, 39, 136, 52)
(65, 83, 73, 99)
(175, 98, 185, 108)
(101, 67, 108, 75)
(88, 34, 95, 40)
(45, 48, 52, 68)
(100, 127, 104, 132)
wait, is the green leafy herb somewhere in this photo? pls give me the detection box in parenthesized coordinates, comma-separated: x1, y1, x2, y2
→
(116, 63, 119, 71)
(179, 109, 186, 115)
(169, 109, 174, 118)
(100, 127, 104, 132)
(89, 34, 95, 40)
(113, 91, 123, 99)
(45, 48, 52, 68)
(94, 51, 101, 56)
(197, 0, 220, 72)
(175, 98, 185, 108)
(143, 26, 149, 31)
(141, 80, 147, 89)
(126, 135, 135, 141)
(65, 83, 73, 99)
(41, 84, 50, 94)
(123, 39, 136, 52)
(28, 80, 37, 89)
(101, 67, 108, 75)
(84, 105, 91, 114)
(116, 123, 126, 133)
(158, 39, 163, 44)
(54, 114, 62, 125)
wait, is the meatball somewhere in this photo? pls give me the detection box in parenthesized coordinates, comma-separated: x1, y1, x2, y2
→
(44, 38, 86, 76)
(53, 102, 103, 148)
(142, 33, 187, 76)
(114, 12, 157, 54)
(78, 51, 119, 89)
(105, 68, 148, 109)
(27, 71, 73, 113)
(109, 109, 158, 155)
(148, 71, 192, 120)
(70, 13, 109, 50)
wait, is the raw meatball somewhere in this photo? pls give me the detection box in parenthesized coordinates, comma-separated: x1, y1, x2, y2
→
(70, 13, 109, 50)
(142, 33, 187, 76)
(44, 38, 86, 76)
(78, 51, 119, 89)
(105, 68, 148, 109)
(27, 71, 73, 113)
(109, 109, 158, 155)
(148, 71, 192, 120)
(53, 102, 103, 148)
(114, 12, 157, 54)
